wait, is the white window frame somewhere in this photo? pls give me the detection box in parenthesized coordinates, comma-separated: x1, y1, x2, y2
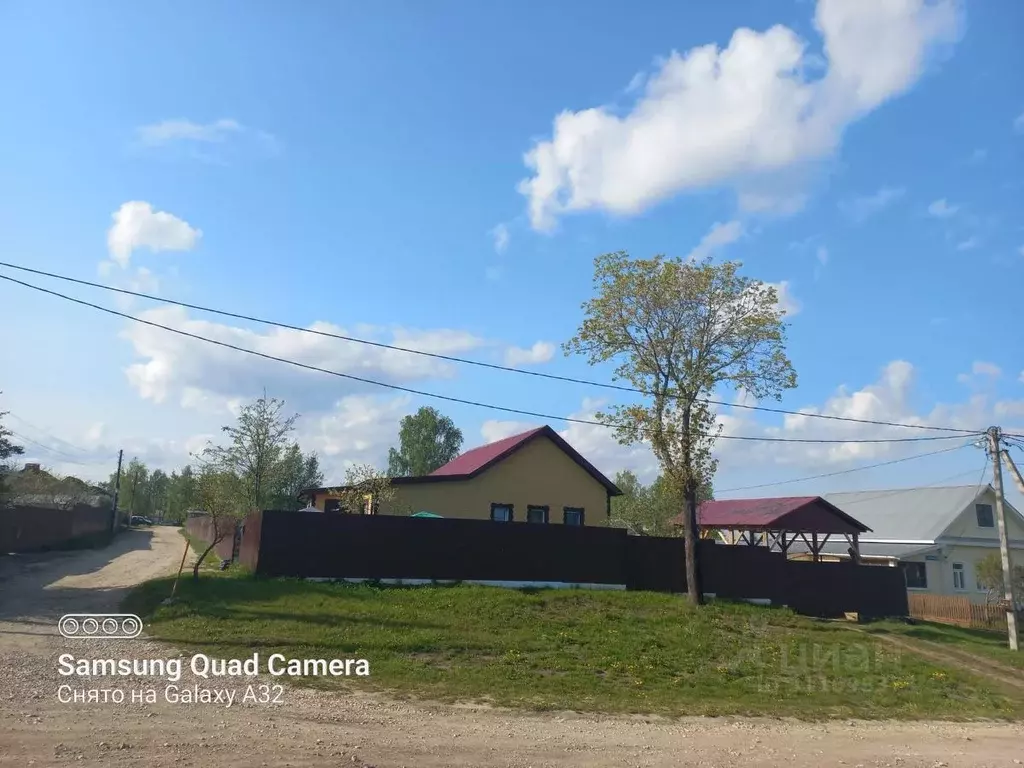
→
(490, 503, 513, 523)
(952, 562, 966, 591)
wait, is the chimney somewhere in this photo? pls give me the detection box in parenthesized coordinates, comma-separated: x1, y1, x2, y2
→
(24, 462, 41, 473)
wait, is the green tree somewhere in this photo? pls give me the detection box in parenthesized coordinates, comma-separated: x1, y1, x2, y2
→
(191, 467, 245, 579)
(387, 406, 463, 477)
(166, 465, 197, 524)
(120, 458, 149, 518)
(565, 253, 796, 605)
(0, 408, 25, 503)
(148, 469, 170, 520)
(610, 470, 713, 537)
(268, 443, 324, 510)
(975, 552, 1024, 606)
(200, 394, 298, 512)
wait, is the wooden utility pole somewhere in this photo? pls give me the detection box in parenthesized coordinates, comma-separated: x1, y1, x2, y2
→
(987, 426, 1019, 651)
(110, 449, 123, 531)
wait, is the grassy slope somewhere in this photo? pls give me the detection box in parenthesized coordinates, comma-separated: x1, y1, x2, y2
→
(865, 620, 1024, 671)
(123, 573, 1023, 720)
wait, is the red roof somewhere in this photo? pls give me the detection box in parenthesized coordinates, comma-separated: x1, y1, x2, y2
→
(426, 425, 621, 494)
(673, 496, 870, 534)
(430, 428, 546, 477)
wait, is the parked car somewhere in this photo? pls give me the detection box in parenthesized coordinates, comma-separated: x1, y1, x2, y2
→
(130, 516, 153, 526)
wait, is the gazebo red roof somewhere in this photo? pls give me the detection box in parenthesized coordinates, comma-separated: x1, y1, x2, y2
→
(673, 496, 870, 535)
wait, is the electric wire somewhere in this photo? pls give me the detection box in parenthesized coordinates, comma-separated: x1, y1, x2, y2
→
(0, 273, 980, 445)
(0, 262, 985, 435)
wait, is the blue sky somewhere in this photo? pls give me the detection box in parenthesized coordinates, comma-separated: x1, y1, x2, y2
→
(1, 0, 1022, 507)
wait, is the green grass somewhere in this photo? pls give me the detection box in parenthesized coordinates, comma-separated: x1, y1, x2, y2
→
(122, 574, 1024, 720)
(864, 619, 1024, 671)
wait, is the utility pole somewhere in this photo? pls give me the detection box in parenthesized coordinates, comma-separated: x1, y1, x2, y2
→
(111, 449, 123, 531)
(987, 426, 1019, 651)
(128, 467, 140, 526)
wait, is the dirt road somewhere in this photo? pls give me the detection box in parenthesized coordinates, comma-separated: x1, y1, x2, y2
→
(1, 527, 1022, 767)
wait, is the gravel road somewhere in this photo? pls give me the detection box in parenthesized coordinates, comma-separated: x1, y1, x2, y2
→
(1, 526, 1022, 767)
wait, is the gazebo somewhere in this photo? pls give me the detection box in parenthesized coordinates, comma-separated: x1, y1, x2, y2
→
(673, 496, 871, 562)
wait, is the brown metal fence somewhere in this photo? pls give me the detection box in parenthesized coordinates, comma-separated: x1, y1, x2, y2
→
(185, 515, 240, 561)
(236, 510, 909, 619)
(907, 593, 1008, 630)
(0, 504, 114, 553)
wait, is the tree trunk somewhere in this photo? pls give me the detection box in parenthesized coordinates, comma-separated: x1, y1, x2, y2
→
(682, 405, 703, 606)
(193, 539, 220, 580)
(683, 479, 703, 606)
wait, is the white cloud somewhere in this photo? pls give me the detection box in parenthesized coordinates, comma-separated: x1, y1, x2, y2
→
(927, 198, 959, 217)
(300, 395, 411, 480)
(107, 201, 201, 268)
(137, 119, 243, 146)
(503, 341, 556, 366)
(839, 186, 906, 222)
(480, 420, 538, 444)
(816, 246, 829, 265)
(956, 236, 980, 251)
(119, 306, 486, 410)
(765, 280, 801, 317)
(491, 223, 510, 254)
(971, 361, 1002, 378)
(518, 0, 958, 230)
(686, 220, 744, 262)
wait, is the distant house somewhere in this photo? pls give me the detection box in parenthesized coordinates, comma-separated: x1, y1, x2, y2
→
(300, 426, 622, 526)
(793, 485, 1024, 605)
(5, 463, 112, 510)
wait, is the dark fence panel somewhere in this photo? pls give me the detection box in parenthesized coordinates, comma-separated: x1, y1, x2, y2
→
(625, 536, 685, 592)
(240, 513, 909, 619)
(0, 504, 114, 553)
(255, 510, 630, 584)
(782, 560, 909, 618)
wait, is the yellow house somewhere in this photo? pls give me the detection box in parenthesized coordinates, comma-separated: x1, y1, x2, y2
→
(299, 426, 622, 526)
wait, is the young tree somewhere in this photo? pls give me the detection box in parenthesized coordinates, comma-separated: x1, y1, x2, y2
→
(148, 469, 170, 520)
(566, 254, 796, 605)
(328, 463, 400, 515)
(0, 408, 25, 503)
(201, 394, 298, 512)
(191, 467, 245, 579)
(976, 552, 1024, 606)
(387, 406, 463, 476)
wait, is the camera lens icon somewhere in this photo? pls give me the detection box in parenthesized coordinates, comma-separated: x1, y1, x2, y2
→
(59, 614, 143, 639)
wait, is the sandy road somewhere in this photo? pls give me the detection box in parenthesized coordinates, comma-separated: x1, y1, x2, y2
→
(1, 526, 1023, 768)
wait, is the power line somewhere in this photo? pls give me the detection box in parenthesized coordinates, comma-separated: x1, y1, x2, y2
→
(716, 439, 979, 493)
(7, 412, 92, 456)
(0, 261, 982, 435)
(10, 430, 90, 466)
(0, 273, 978, 446)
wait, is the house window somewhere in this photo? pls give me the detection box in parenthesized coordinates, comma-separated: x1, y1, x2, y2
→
(526, 505, 548, 524)
(563, 507, 584, 526)
(490, 503, 513, 522)
(901, 561, 928, 589)
(323, 499, 342, 514)
(952, 562, 966, 590)
(975, 503, 994, 528)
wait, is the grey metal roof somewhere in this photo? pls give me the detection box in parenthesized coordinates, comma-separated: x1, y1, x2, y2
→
(820, 485, 988, 542)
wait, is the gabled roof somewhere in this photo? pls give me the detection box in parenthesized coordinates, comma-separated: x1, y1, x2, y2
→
(680, 496, 870, 534)
(821, 485, 993, 542)
(301, 425, 621, 497)
(425, 426, 621, 494)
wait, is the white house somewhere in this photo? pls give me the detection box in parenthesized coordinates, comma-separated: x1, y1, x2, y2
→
(811, 485, 1024, 604)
